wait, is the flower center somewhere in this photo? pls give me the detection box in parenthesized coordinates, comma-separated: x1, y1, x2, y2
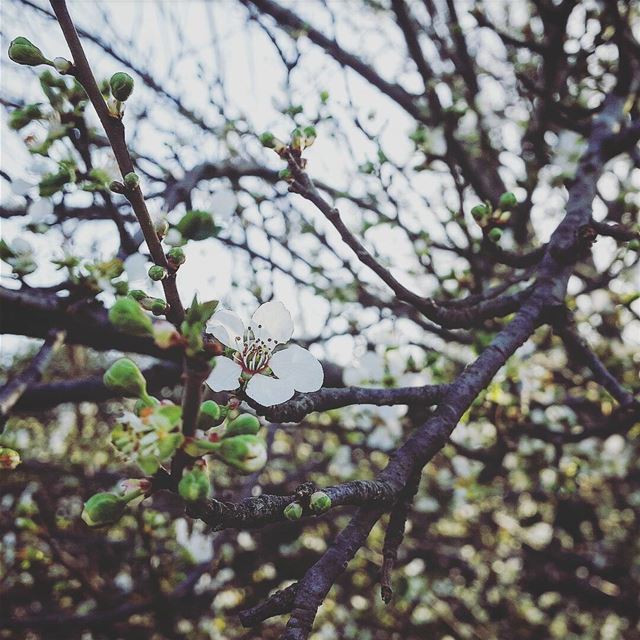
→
(235, 328, 275, 374)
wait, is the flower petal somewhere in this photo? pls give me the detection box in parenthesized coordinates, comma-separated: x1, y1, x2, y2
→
(245, 373, 294, 406)
(269, 345, 324, 393)
(206, 309, 245, 350)
(205, 357, 242, 392)
(250, 301, 293, 344)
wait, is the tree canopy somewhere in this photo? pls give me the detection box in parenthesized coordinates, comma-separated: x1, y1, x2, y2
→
(1, 1, 639, 639)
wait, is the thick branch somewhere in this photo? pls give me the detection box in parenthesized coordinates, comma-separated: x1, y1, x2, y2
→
(254, 384, 449, 423)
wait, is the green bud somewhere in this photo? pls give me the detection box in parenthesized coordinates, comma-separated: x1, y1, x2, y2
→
(108, 297, 153, 336)
(157, 432, 184, 460)
(284, 501, 303, 521)
(471, 204, 490, 221)
(167, 247, 185, 266)
(216, 434, 267, 474)
(309, 491, 332, 514)
(8, 37, 52, 67)
(279, 168, 292, 181)
(224, 414, 260, 438)
(81, 492, 126, 527)
(488, 227, 503, 242)
(124, 172, 139, 190)
(128, 289, 147, 301)
(178, 466, 211, 502)
(53, 57, 72, 74)
(196, 400, 223, 430)
(628, 239, 640, 251)
(103, 358, 151, 402)
(150, 299, 167, 316)
(155, 218, 169, 239)
(291, 127, 303, 151)
(302, 125, 317, 147)
(0, 447, 21, 470)
(109, 71, 134, 101)
(260, 132, 276, 148)
(148, 265, 168, 281)
(498, 192, 518, 210)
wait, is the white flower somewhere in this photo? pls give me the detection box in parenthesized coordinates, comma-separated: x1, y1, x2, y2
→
(205, 301, 324, 406)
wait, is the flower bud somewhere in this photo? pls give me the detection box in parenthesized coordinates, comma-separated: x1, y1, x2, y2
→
(0, 447, 21, 470)
(152, 320, 180, 349)
(150, 299, 167, 316)
(224, 414, 260, 438)
(166, 247, 185, 267)
(103, 358, 151, 402)
(290, 128, 303, 151)
(309, 491, 331, 514)
(156, 432, 184, 460)
(81, 492, 126, 527)
(279, 168, 293, 182)
(110, 71, 134, 101)
(119, 478, 151, 497)
(216, 434, 267, 474)
(284, 501, 303, 521)
(8, 37, 52, 67)
(128, 289, 147, 301)
(108, 297, 154, 336)
(488, 227, 503, 242)
(53, 57, 72, 74)
(302, 125, 317, 147)
(260, 132, 276, 148)
(148, 265, 168, 281)
(498, 192, 517, 210)
(628, 239, 640, 251)
(471, 204, 490, 221)
(178, 465, 211, 502)
(124, 172, 139, 190)
(155, 218, 169, 239)
(196, 400, 223, 430)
